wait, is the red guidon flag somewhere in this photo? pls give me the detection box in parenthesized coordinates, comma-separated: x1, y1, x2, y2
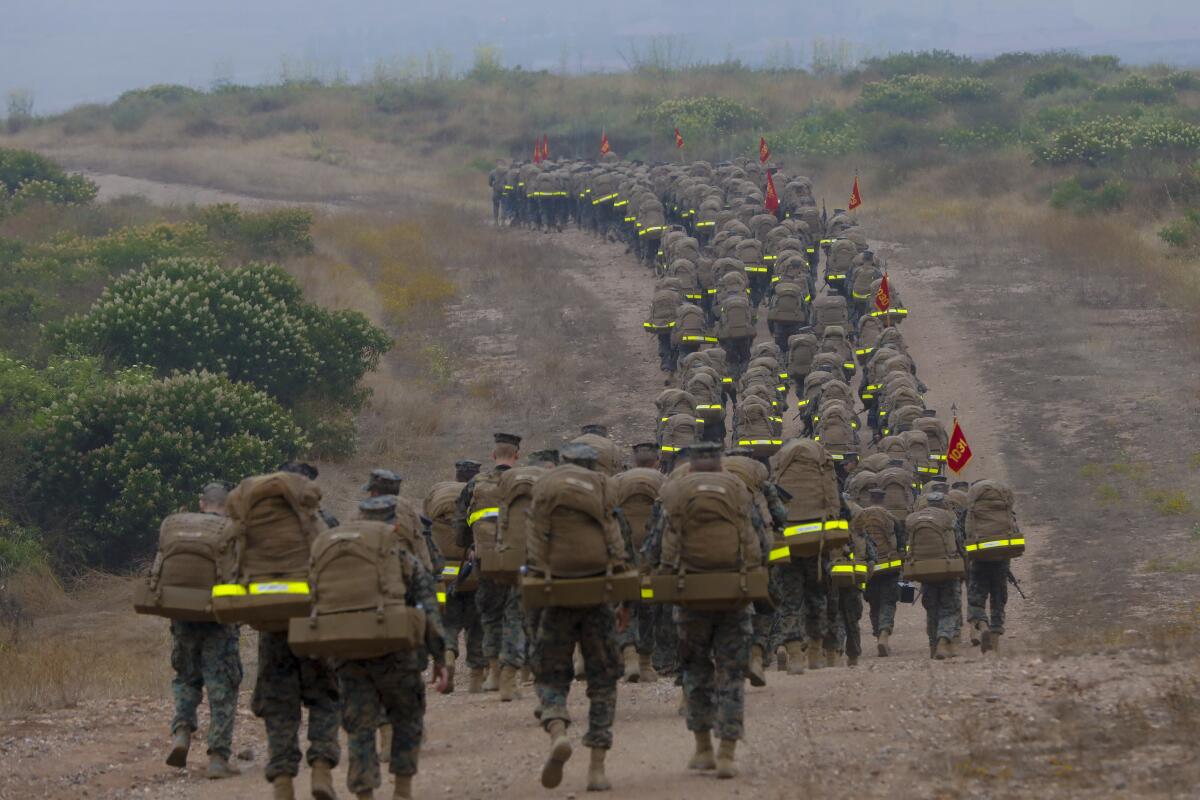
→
(849, 174, 863, 211)
(599, 130, 611, 156)
(541, 134, 549, 161)
(533, 139, 541, 164)
(758, 136, 771, 164)
(674, 127, 685, 149)
(875, 273, 891, 312)
(764, 171, 779, 214)
(946, 418, 974, 473)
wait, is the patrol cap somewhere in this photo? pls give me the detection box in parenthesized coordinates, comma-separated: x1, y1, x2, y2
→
(868, 488, 887, 503)
(359, 494, 398, 519)
(560, 443, 599, 464)
(581, 424, 610, 437)
(952, 481, 970, 490)
(494, 432, 523, 447)
(455, 459, 482, 472)
(725, 447, 754, 458)
(279, 461, 318, 480)
(926, 479, 949, 492)
(632, 442, 658, 455)
(529, 449, 560, 465)
(689, 441, 723, 458)
(888, 459, 906, 468)
(922, 409, 937, 418)
(362, 468, 402, 492)
(925, 492, 948, 508)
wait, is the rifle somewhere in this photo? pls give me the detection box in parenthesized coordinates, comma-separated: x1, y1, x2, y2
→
(1006, 568, 1027, 600)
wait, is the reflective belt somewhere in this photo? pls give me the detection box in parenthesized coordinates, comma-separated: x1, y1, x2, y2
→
(831, 564, 856, 577)
(870, 308, 910, 318)
(842, 362, 856, 370)
(770, 416, 783, 423)
(797, 398, 809, 407)
(738, 439, 783, 446)
(707, 288, 718, 295)
(639, 226, 665, 236)
(503, 184, 514, 190)
(697, 404, 723, 410)
(769, 545, 792, 562)
(776, 384, 787, 392)
(681, 335, 719, 343)
(746, 265, 769, 273)
(829, 453, 845, 461)
(685, 293, 702, 300)
(855, 347, 874, 356)
(212, 584, 246, 597)
(763, 254, 777, 261)
(722, 377, 733, 384)
(965, 538, 1025, 553)
(861, 393, 874, 400)
(624, 216, 637, 222)
(643, 321, 676, 330)
(784, 519, 849, 538)
(696, 221, 716, 228)
(442, 564, 461, 578)
(212, 581, 311, 598)
(873, 559, 903, 573)
(916, 466, 940, 474)
(592, 193, 618, 205)
(930, 454, 948, 462)
(852, 291, 871, 299)
(468, 507, 499, 526)
(807, 247, 816, 253)
(614, 199, 629, 207)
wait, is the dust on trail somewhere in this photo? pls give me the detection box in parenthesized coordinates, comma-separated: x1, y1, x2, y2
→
(0, 175, 1094, 800)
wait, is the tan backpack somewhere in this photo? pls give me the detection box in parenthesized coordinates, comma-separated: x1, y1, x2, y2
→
(768, 282, 807, 324)
(646, 289, 681, 330)
(661, 412, 699, 454)
(787, 333, 819, 378)
(964, 480, 1023, 560)
(613, 468, 666, 551)
(813, 400, 859, 456)
(571, 433, 623, 477)
(914, 416, 950, 456)
(717, 295, 756, 340)
(770, 439, 846, 556)
(135, 512, 235, 621)
(686, 372, 725, 420)
(876, 466, 915, 520)
(659, 471, 761, 573)
(853, 506, 901, 573)
(813, 294, 849, 337)
(673, 303, 710, 345)
(424, 481, 465, 561)
(844, 469, 879, 509)
(527, 465, 626, 579)
(656, 388, 698, 421)
(494, 466, 547, 579)
(903, 507, 965, 582)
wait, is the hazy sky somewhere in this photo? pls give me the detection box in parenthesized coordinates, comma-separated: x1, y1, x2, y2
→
(3, 0, 1198, 113)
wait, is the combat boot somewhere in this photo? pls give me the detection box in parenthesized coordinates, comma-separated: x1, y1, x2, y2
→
(847, 653, 859, 667)
(623, 645, 640, 683)
(638, 654, 658, 683)
(206, 754, 241, 779)
(499, 665, 520, 702)
(520, 665, 534, 685)
(785, 641, 806, 675)
(573, 645, 586, 682)
(166, 725, 191, 768)
(393, 775, 413, 799)
(806, 644, 822, 670)
(380, 723, 393, 762)
(715, 739, 739, 779)
(272, 776, 296, 800)
(444, 652, 457, 693)
(824, 647, 839, 668)
(775, 646, 788, 672)
(877, 630, 891, 657)
(540, 720, 573, 789)
(586, 747, 611, 791)
(687, 730, 716, 770)
(483, 658, 500, 692)
(311, 759, 336, 800)
(468, 667, 486, 694)
(748, 645, 766, 687)
(934, 637, 952, 660)
(989, 632, 1002, 654)
(970, 619, 987, 646)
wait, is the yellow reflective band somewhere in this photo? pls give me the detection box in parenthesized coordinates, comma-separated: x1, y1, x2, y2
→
(820, 238, 835, 244)
(931, 454, 948, 461)
(468, 507, 500, 526)
(212, 584, 247, 597)
(871, 308, 910, 318)
(682, 335, 718, 343)
(697, 404, 723, 410)
(249, 581, 309, 595)
(916, 466, 940, 474)
(875, 559, 903, 572)
(827, 273, 846, 280)
(764, 255, 778, 261)
(867, 384, 882, 391)
(746, 266, 769, 273)
(770, 546, 792, 562)
(842, 362, 856, 370)
(797, 399, 809, 406)
(805, 294, 812, 302)
(879, 410, 889, 417)
(696, 221, 716, 228)
(770, 416, 783, 423)
(738, 439, 783, 446)
(641, 587, 655, 599)
(442, 565, 461, 577)
(813, 435, 819, 441)
(579, 192, 587, 198)
(503, 184, 514, 190)
(708, 288, 719, 294)
(785, 521, 821, 536)
(807, 247, 816, 253)
(660, 416, 670, 422)
(855, 564, 869, 574)
(722, 377, 733, 383)
(771, 276, 781, 283)
(776, 385, 787, 392)
(624, 216, 636, 222)
(852, 291, 871, 299)
(965, 538, 1025, 552)
(861, 393, 874, 399)
(831, 565, 855, 575)
(696, 418, 706, 424)
(829, 453, 845, 461)
(614, 199, 629, 207)
(518, 182, 525, 187)
(437, 591, 447, 603)
(643, 321, 676, 330)
(779, 372, 790, 379)
(855, 348, 874, 356)
(686, 293, 702, 300)
(661, 445, 681, 453)
(639, 226, 665, 236)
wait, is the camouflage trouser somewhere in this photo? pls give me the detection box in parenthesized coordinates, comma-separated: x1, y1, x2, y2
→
(699, 415, 726, 444)
(864, 572, 900, 636)
(676, 607, 752, 741)
(967, 560, 1009, 634)
(652, 604, 680, 674)
(823, 587, 864, 657)
(443, 590, 486, 669)
(170, 621, 242, 759)
(921, 580, 963, 647)
(750, 605, 774, 653)
(476, 577, 526, 668)
(772, 557, 827, 647)
(532, 605, 621, 749)
(336, 656, 425, 792)
(615, 602, 655, 656)
(251, 630, 341, 781)
(656, 332, 675, 371)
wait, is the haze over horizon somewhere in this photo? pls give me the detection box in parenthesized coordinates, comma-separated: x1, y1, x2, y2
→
(3, 0, 1199, 114)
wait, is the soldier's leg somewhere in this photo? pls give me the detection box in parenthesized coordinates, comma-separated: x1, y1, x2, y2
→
(772, 561, 804, 648)
(169, 621, 204, 737)
(988, 561, 1009, 634)
(936, 580, 963, 643)
(750, 607, 772, 653)
(443, 592, 465, 661)
(657, 332, 674, 371)
(864, 578, 882, 637)
(382, 665, 426, 779)
(878, 573, 900, 636)
(843, 590, 864, 660)
(579, 605, 621, 749)
(800, 557, 828, 647)
(298, 649, 342, 769)
(966, 561, 988, 629)
(711, 609, 752, 742)
(500, 586, 527, 669)
(198, 624, 243, 759)
(464, 593, 487, 669)
(476, 577, 505, 662)
(533, 607, 580, 732)
(336, 661, 383, 795)
(920, 585, 940, 651)
(635, 602, 655, 657)
(677, 610, 717, 734)
(251, 630, 304, 781)
(653, 604, 679, 674)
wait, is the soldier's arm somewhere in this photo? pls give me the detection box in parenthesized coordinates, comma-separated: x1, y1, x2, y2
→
(894, 517, 908, 552)
(749, 505, 771, 562)
(421, 514, 445, 576)
(763, 482, 789, 532)
(863, 532, 879, 565)
(406, 555, 447, 663)
(640, 501, 666, 569)
(453, 480, 475, 550)
(612, 507, 636, 564)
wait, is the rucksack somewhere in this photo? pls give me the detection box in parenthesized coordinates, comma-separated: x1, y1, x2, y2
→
(903, 507, 965, 582)
(136, 512, 235, 621)
(813, 294, 848, 337)
(646, 290, 681, 330)
(687, 372, 725, 420)
(467, 468, 506, 567)
(813, 401, 859, 456)
(770, 440, 844, 553)
(661, 412, 699, 453)
(768, 282, 807, 324)
(914, 417, 950, 457)
(494, 466, 547, 578)
(844, 469, 879, 509)
(613, 468, 666, 551)
(852, 506, 901, 573)
(673, 303, 709, 345)
(901, 430, 936, 476)
(964, 480, 1023, 560)
(424, 481, 465, 562)
(527, 465, 625, 578)
(659, 471, 761, 573)
(717, 296, 756, 339)
(787, 333, 819, 378)
(734, 398, 778, 442)
(656, 388, 698, 421)
(876, 466, 915, 519)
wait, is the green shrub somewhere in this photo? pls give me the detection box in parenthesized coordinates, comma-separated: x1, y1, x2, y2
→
(638, 96, 766, 137)
(197, 203, 314, 257)
(1024, 67, 1089, 97)
(32, 370, 308, 565)
(864, 116, 941, 154)
(860, 50, 975, 78)
(1093, 74, 1176, 104)
(1158, 209, 1200, 249)
(116, 84, 202, 105)
(0, 148, 98, 214)
(1050, 176, 1129, 214)
(1034, 116, 1200, 165)
(773, 107, 863, 157)
(940, 125, 1019, 151)
(57, 258, 392, 410)
(857, 75, 997, 118)
(0, 516, 48, 576)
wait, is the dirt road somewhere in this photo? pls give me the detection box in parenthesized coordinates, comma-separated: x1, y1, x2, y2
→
(3, 175, 1196, 800)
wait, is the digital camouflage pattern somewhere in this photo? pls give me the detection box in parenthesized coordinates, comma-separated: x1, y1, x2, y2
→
(967, 559, 1009, 634)
(865, 572, 900, 636)
(532, 605, 621, 749)
(676, 606, 752, 741)
(251, 630, 341, 781)
(476, 577, 526, 668)
(443, 590, 486, 668)
(339, 660, 426, 791)
(921, 580, 963, 646)
(616, 602, 656, 656)
(824, 586, 863, 657)
(170, 620, 242, 759)
(772, 556, 829, 647)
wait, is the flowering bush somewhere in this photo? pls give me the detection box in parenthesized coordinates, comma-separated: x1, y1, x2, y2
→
(773, 109, 863, 158)
(56, 257, 392, 410)
(1034, 116, 1200, 165)
(639, 96, 766, 137)
(197, 203, 315, 257)
(0, 148, 98, 216)
(32, 370, 308, 565)
(857, 75, 997, 117)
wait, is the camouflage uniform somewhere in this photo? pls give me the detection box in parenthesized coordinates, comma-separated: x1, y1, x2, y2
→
(967, 560, 1009, 634)
(615, 603, 655, 658)
(921, 580, 963, 647)
(864, 573, 900, 637)
(170, 621, 242, 759)
(823, 587, 863, 658)
(476, 577, 526, 669)
(443, 590, 486, 669)
(533, 605, 622, 748)
(251, 631, 341, 782)
(337, 555, 446, 794)
(772, 555, 830, 647)
(676, 607, 752, 741)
